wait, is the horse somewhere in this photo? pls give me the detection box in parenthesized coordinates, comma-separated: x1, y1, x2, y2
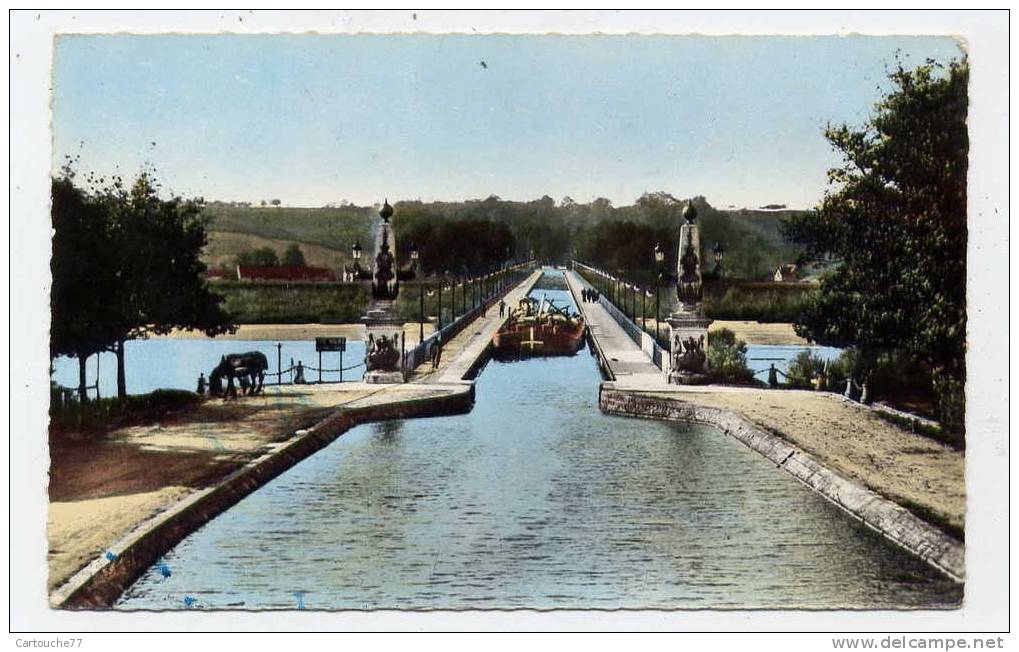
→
(209, 351, 268, 398)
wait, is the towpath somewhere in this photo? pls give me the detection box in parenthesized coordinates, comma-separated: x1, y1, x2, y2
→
(49, 271, 544, 604)
(410, 270, 542, 383)
(564, 267, 964, 539)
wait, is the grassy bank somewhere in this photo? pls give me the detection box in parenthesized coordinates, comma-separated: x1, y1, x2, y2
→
(216, 281, 369, 323)
(49, 389, 200, 436)
(702, 281, 813, 323)
(215, 275, 523, 325)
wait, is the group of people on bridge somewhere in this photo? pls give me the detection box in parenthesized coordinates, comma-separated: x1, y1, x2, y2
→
(580, 288, 601, 303)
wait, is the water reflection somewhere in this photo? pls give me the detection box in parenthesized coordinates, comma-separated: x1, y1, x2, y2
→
(117, 289, 960, 610)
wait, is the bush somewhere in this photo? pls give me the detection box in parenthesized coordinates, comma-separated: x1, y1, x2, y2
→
(707, 328, 757, 384)
(218, 281, 368, 323)
(702, 284, 812, 323)
(50, 389, 200, 435)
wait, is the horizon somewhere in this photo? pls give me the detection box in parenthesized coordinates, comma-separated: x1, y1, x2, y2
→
(53, 34, 963, 211)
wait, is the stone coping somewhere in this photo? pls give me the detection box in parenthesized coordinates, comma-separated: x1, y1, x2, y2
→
(599, 387, 965, 584)
(50, 383, 475, 609)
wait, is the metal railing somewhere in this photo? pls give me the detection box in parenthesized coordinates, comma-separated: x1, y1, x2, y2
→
(402, 264, 535, 378)
(572, 261, 670, 372)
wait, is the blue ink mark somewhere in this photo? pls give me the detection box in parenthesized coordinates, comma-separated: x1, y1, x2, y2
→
(293, 591, 307, 610)
(158, 561, 172, 578)
(183, 595, 197, 608)
(105, 551, 119, 561)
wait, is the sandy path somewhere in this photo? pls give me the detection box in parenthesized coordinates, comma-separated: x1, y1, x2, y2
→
(709, 320, 810, 346)
(46, 384, 379, 592)
(48, 487, 192, 593)
(645, 388, 965, 536)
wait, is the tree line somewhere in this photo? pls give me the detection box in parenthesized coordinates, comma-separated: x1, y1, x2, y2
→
(388, 192, 799, 282)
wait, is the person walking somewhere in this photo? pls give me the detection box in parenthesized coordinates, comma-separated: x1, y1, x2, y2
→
(294, 360, 306, 384)
(431, 334, 443, 369)
(499, 299, 506, 317)
(196, 373, 207, 395)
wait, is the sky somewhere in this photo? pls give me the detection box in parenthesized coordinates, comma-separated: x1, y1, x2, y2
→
(52, 34, 964, 210)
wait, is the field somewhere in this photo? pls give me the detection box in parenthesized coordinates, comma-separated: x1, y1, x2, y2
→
(203, 231, 351, 273)
(214, 281, 369, 323)
(203, 204, 374, 252)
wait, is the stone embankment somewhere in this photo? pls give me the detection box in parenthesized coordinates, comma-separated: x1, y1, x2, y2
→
(566, 268, 964, 583)
(50, 271, 543, 609)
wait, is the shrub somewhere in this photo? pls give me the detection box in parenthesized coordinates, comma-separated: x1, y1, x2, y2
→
(50, 389, 200, 435)
(707, 328, 756, 384)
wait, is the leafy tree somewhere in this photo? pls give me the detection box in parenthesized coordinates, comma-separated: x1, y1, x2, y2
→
(51, 169, 235, 398)
(236, 247, 280, 267)
(782, 59, 968, 431)
(281, 243, 307, 266)
(50, 174, 119, 399)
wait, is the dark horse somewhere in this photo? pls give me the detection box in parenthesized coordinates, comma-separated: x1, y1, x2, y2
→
(209, 352, 268, 398)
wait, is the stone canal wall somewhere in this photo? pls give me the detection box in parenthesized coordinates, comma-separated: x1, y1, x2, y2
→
(51, 384, 475, 609)
(599, 387, 965, 583)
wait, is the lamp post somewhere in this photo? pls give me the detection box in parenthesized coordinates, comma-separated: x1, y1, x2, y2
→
(418, 283, 425, 344)
(351, 240, 363, 279)
(640, 286, 647, 331)
(654, 243, 665, 342)
(437, 281, 443, 331)
(713, 241, 725, 278)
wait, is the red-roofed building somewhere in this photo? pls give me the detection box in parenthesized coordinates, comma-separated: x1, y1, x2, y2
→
(236, 264, 335, 282)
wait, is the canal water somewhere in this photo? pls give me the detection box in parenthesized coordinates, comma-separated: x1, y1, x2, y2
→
(51, 339, 366, 396)
(116, 288, 960, 610)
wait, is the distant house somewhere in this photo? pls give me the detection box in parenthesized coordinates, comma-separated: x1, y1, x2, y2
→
(773, 264, 800, 282)
(236, 264, 334, 282)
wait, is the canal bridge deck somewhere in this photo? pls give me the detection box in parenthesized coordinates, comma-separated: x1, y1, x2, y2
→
(410, 269, 543, 384)
(563, 270, 665, 387)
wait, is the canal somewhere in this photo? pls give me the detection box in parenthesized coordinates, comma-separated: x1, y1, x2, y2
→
(116, 288, 961, 610)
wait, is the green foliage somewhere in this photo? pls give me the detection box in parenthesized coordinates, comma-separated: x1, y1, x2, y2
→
(236, 246, 281, 267)
(50, 175, 118, 362)
(49, 389, 199, 435)
(573, 195, 801, 282)
(781, 58, 968, 435)
(204, 203, 374, 252)
(702, 283, 812, 323)
(217, 281, 368, 323)
(51, 166, 235, 397)
(281, 243, 307, 266)
(784, 351, 849, 391)
(706, 328, 757, 385)
(204, 194, 801, 283)
(398, 213, 516, 275)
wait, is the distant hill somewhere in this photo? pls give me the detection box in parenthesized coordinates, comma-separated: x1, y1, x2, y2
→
(203, 204, 373, 253)
(199, 198, 807, 280)
(202, 231, 351, 274)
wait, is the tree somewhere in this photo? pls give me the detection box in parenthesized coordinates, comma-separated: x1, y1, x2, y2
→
(782, 58, 968, 430)
(50, 174, 120, 400)
(51, 169, 235, 398)
(281, 243, 307, 266)
(106, 173, 235, 396)
(236, 247, 280, 267)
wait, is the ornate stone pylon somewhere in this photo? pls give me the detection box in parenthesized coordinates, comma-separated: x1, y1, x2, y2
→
(362, 199, 407, 384)
(666, 201, 713, 384)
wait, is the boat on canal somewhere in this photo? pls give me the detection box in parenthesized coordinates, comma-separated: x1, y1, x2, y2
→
(492, 295, 585, 359)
